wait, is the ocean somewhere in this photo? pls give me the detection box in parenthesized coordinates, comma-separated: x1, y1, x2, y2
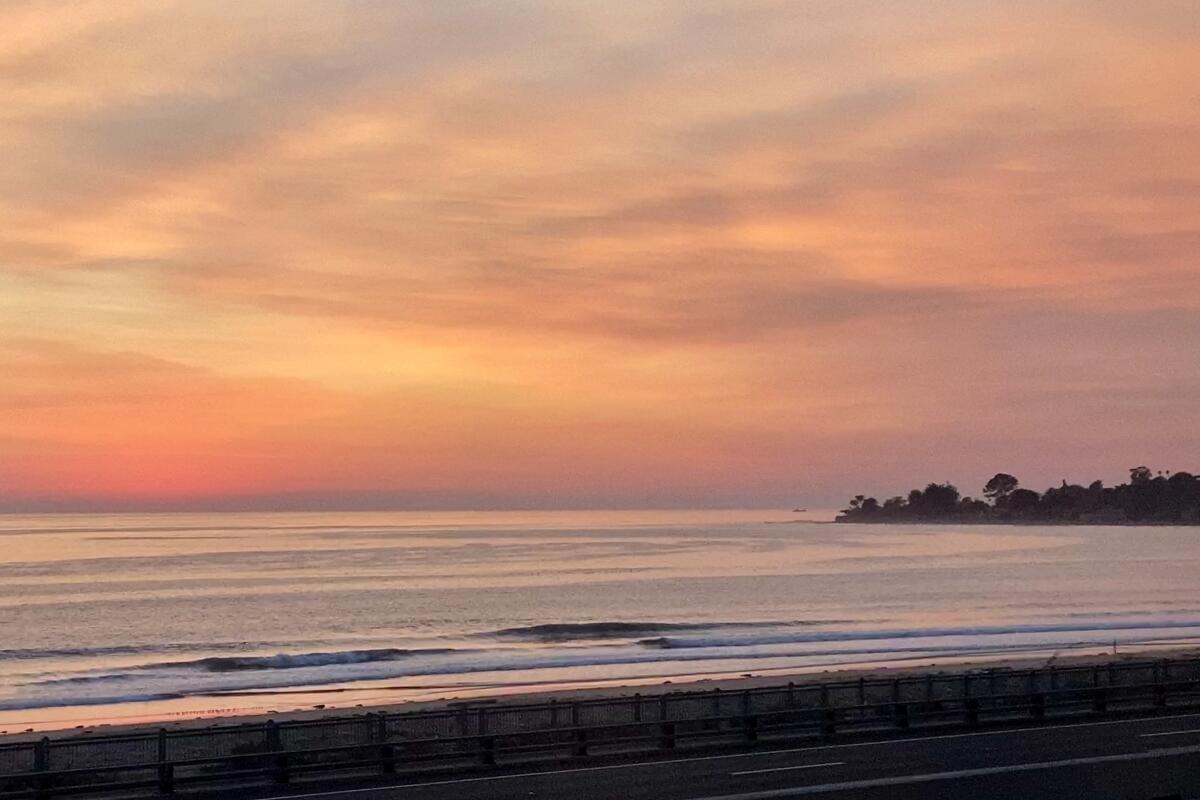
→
(3, 509, 1200, 730)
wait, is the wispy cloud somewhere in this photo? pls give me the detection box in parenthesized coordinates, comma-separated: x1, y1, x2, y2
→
(1, 0, 1198, 509)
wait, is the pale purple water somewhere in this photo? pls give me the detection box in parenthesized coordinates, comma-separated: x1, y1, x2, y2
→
(2, 509, 1199, 729)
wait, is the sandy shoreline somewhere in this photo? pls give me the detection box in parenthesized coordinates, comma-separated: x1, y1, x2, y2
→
(9, 642, 1198, 743)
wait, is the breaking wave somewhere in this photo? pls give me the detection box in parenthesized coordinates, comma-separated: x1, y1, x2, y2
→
(636, 619, 1200, 649)
(154, 648, 458, 672)
(483, 620, 832, 641)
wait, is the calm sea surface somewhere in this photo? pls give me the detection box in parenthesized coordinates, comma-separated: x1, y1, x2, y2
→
(3, 510, 1200, 729)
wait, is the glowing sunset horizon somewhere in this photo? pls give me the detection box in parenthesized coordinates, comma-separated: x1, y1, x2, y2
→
(2, 1, 1198, 512)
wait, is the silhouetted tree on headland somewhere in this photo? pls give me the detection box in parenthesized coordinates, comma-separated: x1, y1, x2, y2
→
(983, 473, 1018, 503)
(836, 467, 1200, 524)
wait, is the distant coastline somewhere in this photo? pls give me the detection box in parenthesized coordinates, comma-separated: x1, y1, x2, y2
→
(836, 467, 1200, 525)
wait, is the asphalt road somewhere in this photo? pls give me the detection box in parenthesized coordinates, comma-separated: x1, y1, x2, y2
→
(233, 712, 1200, 800)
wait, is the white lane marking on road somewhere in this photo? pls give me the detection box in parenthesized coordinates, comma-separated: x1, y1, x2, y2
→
(1140, 727, 1200, 738)
(256, 712, 1200, 799)
(731, 762, 844, 776)
(685, 745, 1200, 800)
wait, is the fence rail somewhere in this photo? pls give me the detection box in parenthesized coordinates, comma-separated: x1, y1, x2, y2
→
(3, 656, 1200, 798)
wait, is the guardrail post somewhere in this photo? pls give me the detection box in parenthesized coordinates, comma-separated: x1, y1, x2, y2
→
(573, 728, 588, 758)
(705, 689, 721, 731)
(1030, 692, 1045, 719)
(550, 699, 559, 728)
(787, 682, 796, 708)
(740, 691, 755, 743)
(659, 722, 676, 750)
(378, 713, 395, 774)
(857, 678, 866, 706)
(964, 698, 980, 726)
(265, 720, 288, 784)
(1093, 687, 1107, 713)
(480, 736, 496, 766)
(34, 736, 51, 800)
(157, 728, 174, 794)
(634, 693, 642, 723)
(894, 702, 909, 730)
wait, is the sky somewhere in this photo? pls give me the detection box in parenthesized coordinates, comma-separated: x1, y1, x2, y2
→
(2, 0, 1199, 512)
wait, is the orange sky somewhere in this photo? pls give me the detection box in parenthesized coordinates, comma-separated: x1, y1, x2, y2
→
(2, 1, 1199, 510)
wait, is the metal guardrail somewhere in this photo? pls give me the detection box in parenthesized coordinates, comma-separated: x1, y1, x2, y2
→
(3, 657, 1199, 798)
